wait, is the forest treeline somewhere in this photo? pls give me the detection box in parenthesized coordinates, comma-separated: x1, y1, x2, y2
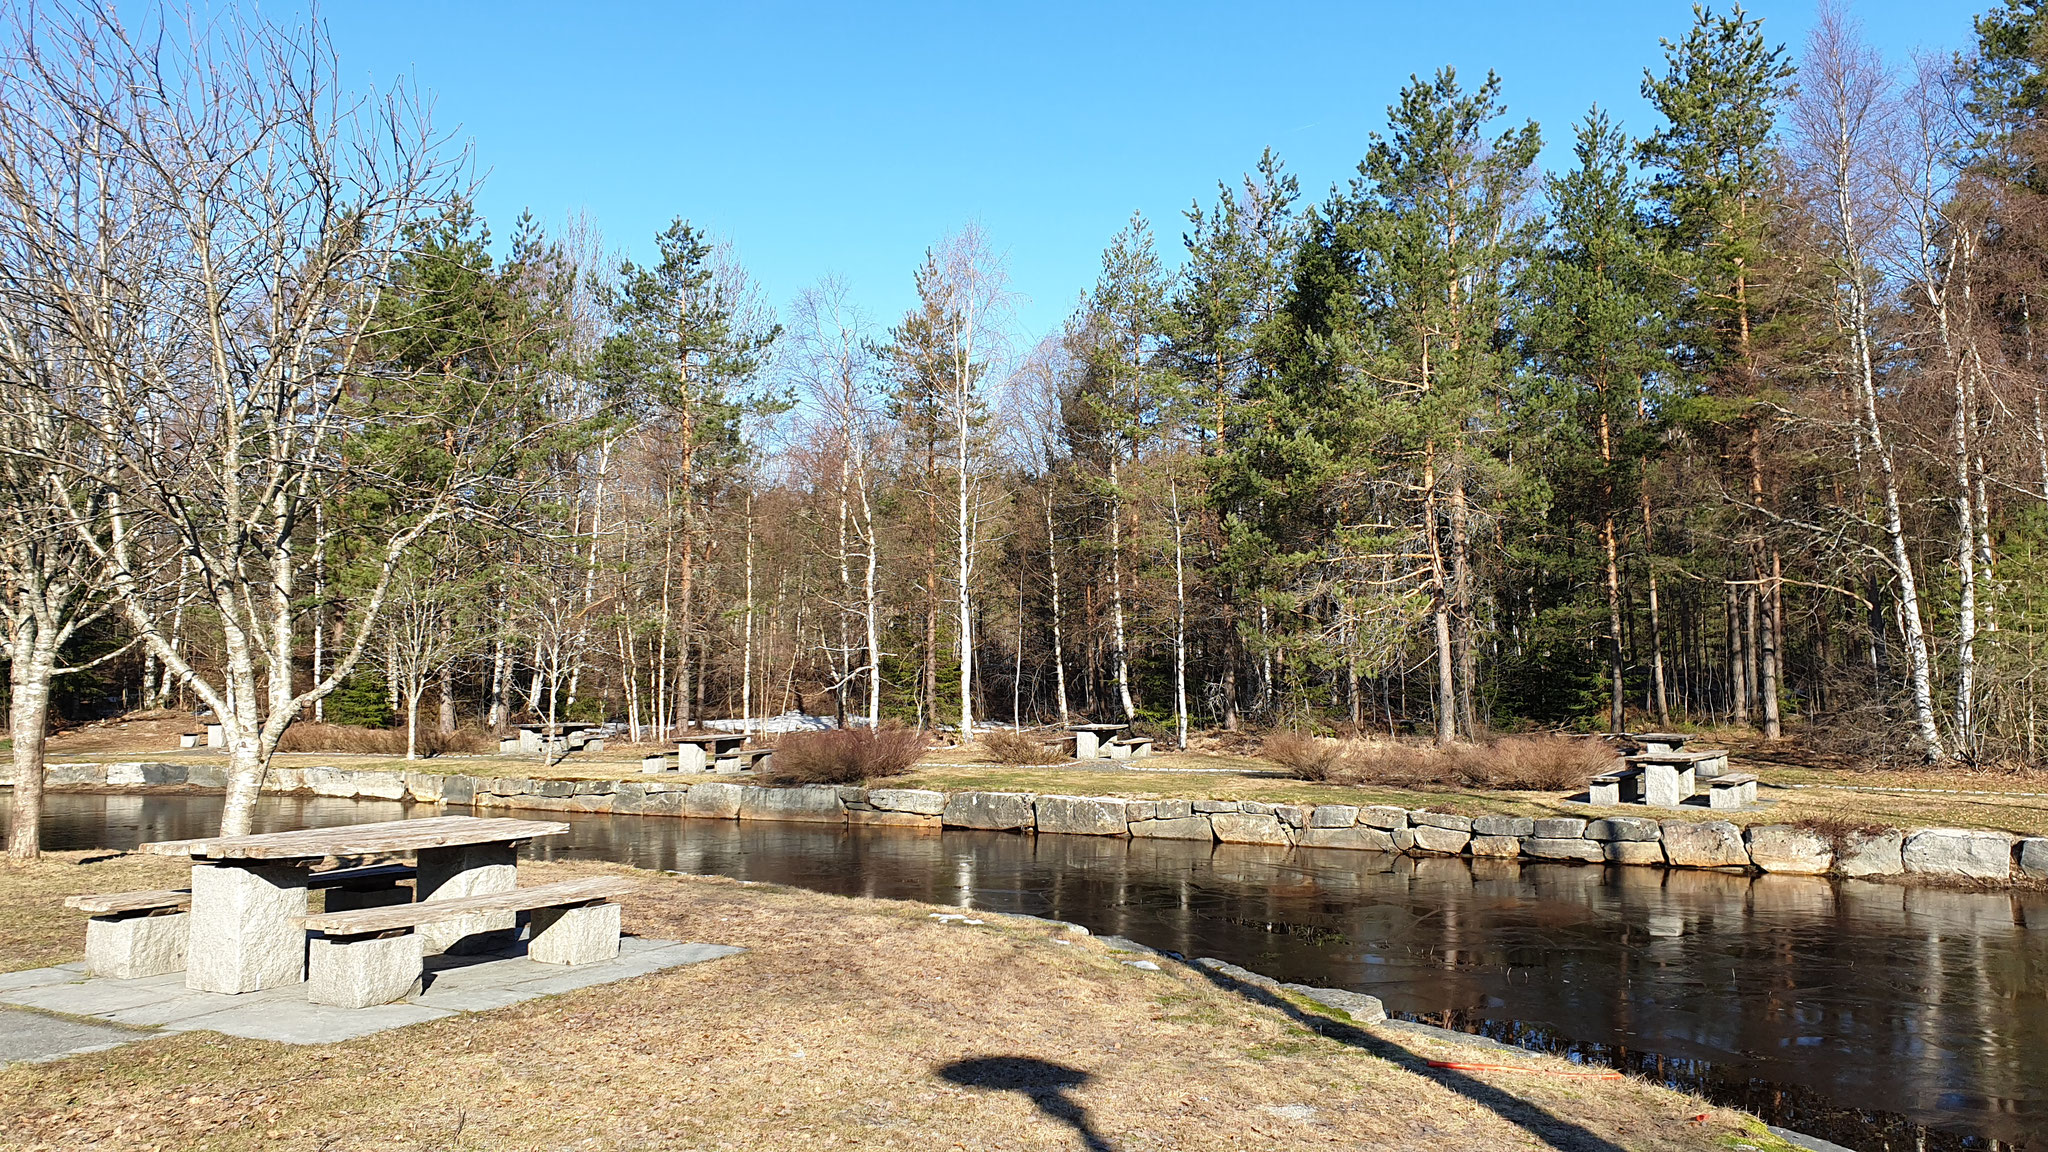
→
(6, 2, 2048, 846)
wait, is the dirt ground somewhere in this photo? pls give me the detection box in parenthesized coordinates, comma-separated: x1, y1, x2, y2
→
(0, 853, 1796, 1152)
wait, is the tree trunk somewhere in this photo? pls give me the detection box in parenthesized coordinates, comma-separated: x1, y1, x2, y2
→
(1639, 452, 1670, 728)
(438, 662, 456, 734)
(1598, 410, 1626, 733)
(1759, 550, 1782, 740)
(5, 632, 55, 861)
(1449, 475, 1478, 740)
(1171, 479, 1189, 749)
(1108, 454, 1136, 723)
(1046, 494, 1071, 726)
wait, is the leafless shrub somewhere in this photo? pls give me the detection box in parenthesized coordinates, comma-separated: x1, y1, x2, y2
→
(982, 729, 1069, 767)
(276, 723, 495, 757)
(1261, 731, 1346, 781)
(1453, 735, 1615, 791)
(766, 726, 929, 785)
(1330, 742, 1459, 787)
(1263, 730, 1609, 792)
(1791, 815, 1895, 853)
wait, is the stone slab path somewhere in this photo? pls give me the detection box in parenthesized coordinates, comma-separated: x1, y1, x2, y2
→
(0, 938, 740, 1057)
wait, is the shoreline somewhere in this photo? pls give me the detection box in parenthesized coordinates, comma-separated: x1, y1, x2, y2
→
(18, 760, 2048, 888)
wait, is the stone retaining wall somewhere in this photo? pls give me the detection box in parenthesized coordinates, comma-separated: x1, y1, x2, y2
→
(29, 762, 2048, 885)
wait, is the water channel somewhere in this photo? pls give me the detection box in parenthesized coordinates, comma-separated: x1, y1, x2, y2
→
(10, 792, 2047, 1150)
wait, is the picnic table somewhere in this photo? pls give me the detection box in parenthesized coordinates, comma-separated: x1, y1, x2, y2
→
(139, 815, 568, 995)
(676, 731, 748, 772)
(1065, 723, 1130, 760)
(514, 721, 600, 756)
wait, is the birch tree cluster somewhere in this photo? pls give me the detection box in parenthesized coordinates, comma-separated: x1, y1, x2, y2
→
(10, 3, 2048, 849)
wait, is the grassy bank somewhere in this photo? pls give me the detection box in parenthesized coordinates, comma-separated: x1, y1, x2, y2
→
(38, 718, 2048, 838)
(0, 854, 1796, 1151)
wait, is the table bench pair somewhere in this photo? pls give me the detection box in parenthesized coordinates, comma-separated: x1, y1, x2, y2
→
(643, 745, 771, 774)
(66, 863, 417, 981)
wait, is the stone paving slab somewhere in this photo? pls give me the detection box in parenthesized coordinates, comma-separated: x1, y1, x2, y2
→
(0, 1006, 147, 1064)
(0, 936, 741, 1059)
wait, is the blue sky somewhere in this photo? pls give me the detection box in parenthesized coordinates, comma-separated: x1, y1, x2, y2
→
(308, 0, 1982, 353)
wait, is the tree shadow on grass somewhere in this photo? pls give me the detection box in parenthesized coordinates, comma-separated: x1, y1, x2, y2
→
(1189, 965, 1630, 1152)
(938, 1056, 1113, 1152)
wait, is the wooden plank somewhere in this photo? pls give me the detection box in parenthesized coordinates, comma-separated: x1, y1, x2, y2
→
(138, 816, 570, 860)
(1710, 773, 1758, 786)
(1622, 750, 1725, 765)
(294, 877, 635, 935)
(307, 863, 416, 889)
(65, 889, 190, 915)
(677, 733, 745, 745)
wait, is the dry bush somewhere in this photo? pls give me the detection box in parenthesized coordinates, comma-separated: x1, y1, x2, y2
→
(1264, 730, 1608, 792)
(1791, 815, 1895, 853)
(276, 723, 497, 757)
(1453, 734, 1615, 791)
(981, 729, 1068, 767)
(766, 726, 929, 785)
(1333, 741, 1458, 787)
(1261, 731, 1346, 781)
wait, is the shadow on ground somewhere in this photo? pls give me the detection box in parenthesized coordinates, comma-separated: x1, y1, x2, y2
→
(938, 1056, 1113, 1152)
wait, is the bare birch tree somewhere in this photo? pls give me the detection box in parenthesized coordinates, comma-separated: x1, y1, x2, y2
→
(1794, 3, 1946, 759)
(0, 6, 541, 832)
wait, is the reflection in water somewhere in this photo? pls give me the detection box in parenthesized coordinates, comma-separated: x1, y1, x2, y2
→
(12, 793, 2046, 1149)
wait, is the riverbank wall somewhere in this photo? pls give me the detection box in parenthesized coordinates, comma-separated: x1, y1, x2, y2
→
(28, 760, 2048, 886)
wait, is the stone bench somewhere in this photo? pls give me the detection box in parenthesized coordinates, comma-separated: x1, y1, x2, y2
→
(1708, 773, 1758, 810)
(1106, 737, 1154, 760)
(294, 877, 636, 1009)
(715, 747, 774, 774)
(66, 889, 191, 980)
(1588, 768, 1643, 805)
(180, 732, 203, 749)
(64, 864, 418, 981)
(641, 753, 672, 773)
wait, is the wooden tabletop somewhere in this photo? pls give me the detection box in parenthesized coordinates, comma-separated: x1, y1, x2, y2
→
(677, 732, 746, 744)
(1065, 723, 1129, 732)
(138, 816, 571, 861)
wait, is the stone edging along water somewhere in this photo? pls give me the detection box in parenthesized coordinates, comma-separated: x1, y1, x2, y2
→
(32, 760, 2048, 886)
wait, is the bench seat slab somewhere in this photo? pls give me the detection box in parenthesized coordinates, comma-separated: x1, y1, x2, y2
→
(307, 931, 423, 1008)
(86, 910, 189, 980)
(528, 902, 621, 966)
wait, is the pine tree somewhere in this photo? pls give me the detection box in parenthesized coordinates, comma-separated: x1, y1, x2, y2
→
(1523, 111, 1671, 731)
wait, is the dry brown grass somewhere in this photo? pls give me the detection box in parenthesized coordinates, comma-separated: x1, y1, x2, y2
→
(0, 856, 1789, 1152)
(980, 729, 1072, 767)
(766, 726, 929, 784)
(1262, 732, 1613, 793)
(274, 723, 497, 757)
(0, 851, 192, 973)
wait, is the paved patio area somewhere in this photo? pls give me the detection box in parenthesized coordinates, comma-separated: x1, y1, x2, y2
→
(0, 936, 740, 1061)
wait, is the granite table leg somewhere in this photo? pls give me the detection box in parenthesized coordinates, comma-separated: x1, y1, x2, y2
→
(184, 861, 311, 994)
(1072, 731, 1101, 760)
(1644, 762, 1696, 807)
(415, 843, 518, 955)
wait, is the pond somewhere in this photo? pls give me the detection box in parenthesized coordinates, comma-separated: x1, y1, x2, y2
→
(13, 792, 2047, 1150)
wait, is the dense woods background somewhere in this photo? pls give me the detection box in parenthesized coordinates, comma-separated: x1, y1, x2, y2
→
(9, 1, 2048, 844)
